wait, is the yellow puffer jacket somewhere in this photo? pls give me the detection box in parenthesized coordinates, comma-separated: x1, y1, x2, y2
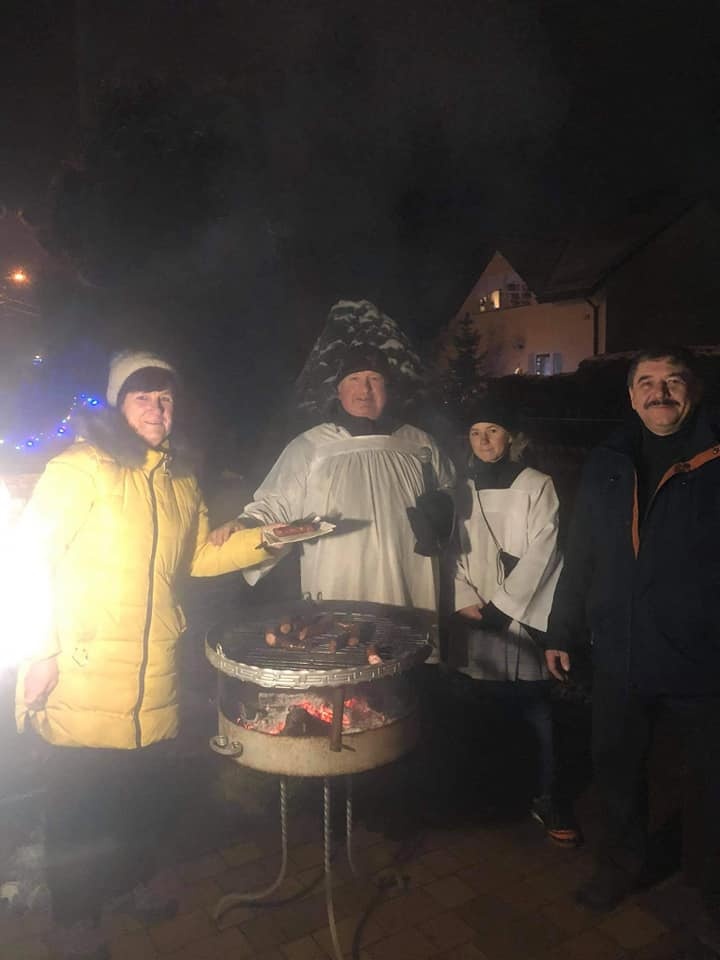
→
(14, 429, 269, 750)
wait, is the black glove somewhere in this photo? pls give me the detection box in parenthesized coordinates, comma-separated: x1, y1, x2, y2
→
(406, 490, 455, 557)
(479, 602, 512, 632)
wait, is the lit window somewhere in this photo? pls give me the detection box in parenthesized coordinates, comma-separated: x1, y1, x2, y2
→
(535, 353, 551, 376)
(533, 353, 563, 375)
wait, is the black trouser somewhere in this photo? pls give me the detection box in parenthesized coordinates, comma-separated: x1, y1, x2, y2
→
(593, 685, 720, 897)
(43, 741, 172, 927)
(471, 679, 556, 798)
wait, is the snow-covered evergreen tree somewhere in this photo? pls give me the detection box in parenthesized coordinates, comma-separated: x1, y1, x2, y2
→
(295, 300, 425, 414)
(441, 312, 488, 413)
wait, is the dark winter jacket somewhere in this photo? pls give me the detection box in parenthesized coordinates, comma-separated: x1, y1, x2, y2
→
(547, 406, 720, 698)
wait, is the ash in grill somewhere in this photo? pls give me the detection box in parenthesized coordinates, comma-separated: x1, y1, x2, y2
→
(225, 675, 415, 736)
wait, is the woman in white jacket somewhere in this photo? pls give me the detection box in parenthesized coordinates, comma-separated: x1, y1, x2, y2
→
(452, 402, 579, 845)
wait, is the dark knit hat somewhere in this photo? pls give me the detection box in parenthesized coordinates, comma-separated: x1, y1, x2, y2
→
(466, 399, 519, 433)
(335, 346, 392, 385)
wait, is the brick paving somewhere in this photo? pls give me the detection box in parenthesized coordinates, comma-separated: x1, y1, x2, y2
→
(0, 689, 714, 959)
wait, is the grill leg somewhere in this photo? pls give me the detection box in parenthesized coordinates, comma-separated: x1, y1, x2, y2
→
(346, 774, 360, 878)
(212, 776, 289, 921)
(323, 777, 344, 960)
(329, 686, 345, 752)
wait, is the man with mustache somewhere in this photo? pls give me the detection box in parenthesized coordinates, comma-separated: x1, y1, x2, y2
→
(545, 348, 720, 938)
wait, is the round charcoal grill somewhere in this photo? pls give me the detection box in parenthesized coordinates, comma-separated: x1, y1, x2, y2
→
(206, 599, 433, 774)
(205, 600, 434, 959)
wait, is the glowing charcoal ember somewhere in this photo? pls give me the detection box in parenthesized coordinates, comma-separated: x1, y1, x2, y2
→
(296, 697, 351, 726)
(233, 687, 399, 735)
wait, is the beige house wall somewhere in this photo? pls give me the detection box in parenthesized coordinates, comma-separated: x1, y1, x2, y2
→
(447, 296, 604, 377)
(485, 300, 596, 375)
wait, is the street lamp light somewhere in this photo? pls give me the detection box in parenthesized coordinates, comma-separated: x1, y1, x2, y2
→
(8, 268, 30, 284)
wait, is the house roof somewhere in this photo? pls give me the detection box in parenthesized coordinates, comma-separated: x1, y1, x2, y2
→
(494, 198, 700, 303)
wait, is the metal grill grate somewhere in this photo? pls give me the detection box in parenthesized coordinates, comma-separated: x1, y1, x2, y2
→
(206, 601, 433, 689)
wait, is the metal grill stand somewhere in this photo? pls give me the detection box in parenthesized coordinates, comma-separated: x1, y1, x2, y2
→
(212, 775, 363, 960)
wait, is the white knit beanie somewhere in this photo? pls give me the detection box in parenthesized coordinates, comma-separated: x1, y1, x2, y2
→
(106, 350, 176, 407)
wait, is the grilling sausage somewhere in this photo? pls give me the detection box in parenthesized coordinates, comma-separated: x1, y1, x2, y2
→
(264, 612, 379, 658)
(272, 521, 320, 538)
(367, 644, 382, 665)
(328, 632, 352, 653)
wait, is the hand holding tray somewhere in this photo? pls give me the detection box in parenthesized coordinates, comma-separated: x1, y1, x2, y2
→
(260, 516, 336, 548)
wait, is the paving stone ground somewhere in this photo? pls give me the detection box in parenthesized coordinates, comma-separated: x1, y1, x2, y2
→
(0, 667, 713, 959)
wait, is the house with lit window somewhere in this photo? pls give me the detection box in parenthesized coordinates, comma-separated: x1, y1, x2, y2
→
(442, 199, 720, 378)
(449, 249, 600, 377)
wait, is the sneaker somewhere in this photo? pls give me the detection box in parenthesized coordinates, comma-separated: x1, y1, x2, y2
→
(574, 864, 637, 912)
(530, 795, 582, 846)
(52, 921, 110, 960)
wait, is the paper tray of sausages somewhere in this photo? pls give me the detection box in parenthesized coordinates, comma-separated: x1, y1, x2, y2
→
(262, 517, 336, 547)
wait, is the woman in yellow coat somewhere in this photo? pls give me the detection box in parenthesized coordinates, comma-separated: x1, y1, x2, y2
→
(12, 350, 280, 960)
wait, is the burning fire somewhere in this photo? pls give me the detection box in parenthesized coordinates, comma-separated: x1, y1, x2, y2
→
(238, 693, 386, 736)
(299, 696, 362, 727)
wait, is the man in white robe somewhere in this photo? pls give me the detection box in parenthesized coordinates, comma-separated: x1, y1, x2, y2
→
(213, 348, 455, 619)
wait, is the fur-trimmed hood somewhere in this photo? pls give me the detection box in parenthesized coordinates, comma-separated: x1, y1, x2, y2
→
(74, 408, 198, 477)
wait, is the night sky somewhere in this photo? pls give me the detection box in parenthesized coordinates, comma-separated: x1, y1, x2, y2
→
(1, 0, 719, 407)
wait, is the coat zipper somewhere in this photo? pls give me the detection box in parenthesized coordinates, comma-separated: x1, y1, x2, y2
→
(132, 459, 163, 748)
(631, 444, 720, 558)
